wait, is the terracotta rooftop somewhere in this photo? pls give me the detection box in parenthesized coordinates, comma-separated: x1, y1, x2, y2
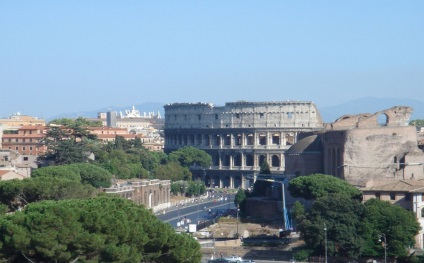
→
(361, 180, 424, 193)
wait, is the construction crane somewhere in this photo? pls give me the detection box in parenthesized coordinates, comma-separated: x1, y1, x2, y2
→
(255, 175, 293, 231)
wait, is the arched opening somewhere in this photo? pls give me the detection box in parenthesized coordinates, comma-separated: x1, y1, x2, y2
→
(245, 154, 254, 166)
(222, 154, 231, 166)
(377, 113, 389, 126)
(223, 176, 231, 188)
(214, 135, 220, 146)
(259, 133, 267, 145)
(272, 133, 280, 145)
(271, 155, 280, 167)
(224, 134, 231, 146)
(188, 134, 195, 145)
(259, 155, 266, 166)
(234, 154, 242, 166)
(235, 134, 242, 146)
(246, 133, 254, 145)
(213, 154, 220, 166)
(234, 175, 242, 188)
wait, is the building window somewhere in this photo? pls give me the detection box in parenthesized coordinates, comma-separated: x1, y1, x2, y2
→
(390, 193, 396, 200)
(375, 193, 381, 199)
(236, 113, 240, 119)
(421, 208, 424, 218)
(15, 147, 18, 151)
(22, 147, 26, 151)
(23, 157, 28, 161)
(260, 113, 264, 118)
(215, 114, 218, 120)
(405, 193, 411, 201)
(287, 112, 293, 119)
(30, 147, 33, 151)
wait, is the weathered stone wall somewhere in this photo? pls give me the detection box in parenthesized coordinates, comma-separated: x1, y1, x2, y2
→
(340, 126, 420, 186)
(164, 101, 323, 129)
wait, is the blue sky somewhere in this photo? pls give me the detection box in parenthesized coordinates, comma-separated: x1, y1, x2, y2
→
(1, 1, 423, 119)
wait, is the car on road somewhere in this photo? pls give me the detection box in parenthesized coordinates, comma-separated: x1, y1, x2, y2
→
(225, 255, 243, 262)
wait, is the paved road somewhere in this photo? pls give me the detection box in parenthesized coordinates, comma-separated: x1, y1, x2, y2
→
(157, 194, 236, 228)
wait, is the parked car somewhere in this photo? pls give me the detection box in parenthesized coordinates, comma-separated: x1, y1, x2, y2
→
(225, 255, 243, 262)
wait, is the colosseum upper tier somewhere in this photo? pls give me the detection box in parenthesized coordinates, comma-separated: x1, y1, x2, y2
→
(164, 101, 324, 188)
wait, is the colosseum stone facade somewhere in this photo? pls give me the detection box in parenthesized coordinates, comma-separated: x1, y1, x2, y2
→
(164, 101, 324, 188)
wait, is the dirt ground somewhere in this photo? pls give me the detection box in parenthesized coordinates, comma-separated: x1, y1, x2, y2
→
(206, 220, 281, 239)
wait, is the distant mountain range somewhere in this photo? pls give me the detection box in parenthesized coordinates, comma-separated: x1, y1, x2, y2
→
(48, 97, 424, 123)
(319, 97, 424, 123)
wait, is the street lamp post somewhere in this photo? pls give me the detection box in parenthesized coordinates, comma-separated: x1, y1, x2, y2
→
(237, 204, 239, 238)
(379, 233, 387, 263)
(197, 195, 200, 224)
(324, 223, 328, 263)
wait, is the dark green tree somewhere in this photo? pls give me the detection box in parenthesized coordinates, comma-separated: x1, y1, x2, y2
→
(361, 198, 421, 258)
(41, 120, 98, 165)
(300, 194, 366, 258)
(186, 180, 206, 197)
(288, 173, 362, 200)
(49, 117, 103, 127)
(0, 177, 97, 212)
(153, 162, 192, 181)
(0, 196, 202, 263)
(168, 146, 212, 168)
(235, 188, 246, 207)
(260, 160, 271, 174)
(409, 119, 424, 131)
(32, 163, 112, 188)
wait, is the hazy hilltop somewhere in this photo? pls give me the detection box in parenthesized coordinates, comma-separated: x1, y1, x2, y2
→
(47, 97, 424, 124)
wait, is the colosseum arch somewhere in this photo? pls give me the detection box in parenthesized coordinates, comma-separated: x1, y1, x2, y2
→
(246, 133, 254, 145)
(259, 155, 266, 166)
(234, 153, 242, 167)
(235, 133, 242, 146)
(221, 154, 230, 166)
(272, 133, 280, 145)
(213, 134, 220, 146)
(224, 134, 231, 146)
(223, 175, 231, 188)
(213, 154, 220, 166)
(245, 154, 254, 166)
(271, 155, 280, 167)
(234, 174, 242, 188)
(259, 133, 267, 145)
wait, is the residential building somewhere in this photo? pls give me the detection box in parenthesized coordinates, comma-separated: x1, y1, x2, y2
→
(0, 112, 45, 130)
(361, 179, 424, 249)
(1, 125, 47, 156)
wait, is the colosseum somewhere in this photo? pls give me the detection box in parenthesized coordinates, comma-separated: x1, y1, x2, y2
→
(163, 101, 324, 188)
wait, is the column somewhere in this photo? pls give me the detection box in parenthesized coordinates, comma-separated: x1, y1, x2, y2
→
(281, 132, 286, 146)
(267, 132, 271, 146)
(229, 154, 234, 169)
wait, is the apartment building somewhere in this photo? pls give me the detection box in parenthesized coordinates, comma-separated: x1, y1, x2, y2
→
(1, 125, 47, 156)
